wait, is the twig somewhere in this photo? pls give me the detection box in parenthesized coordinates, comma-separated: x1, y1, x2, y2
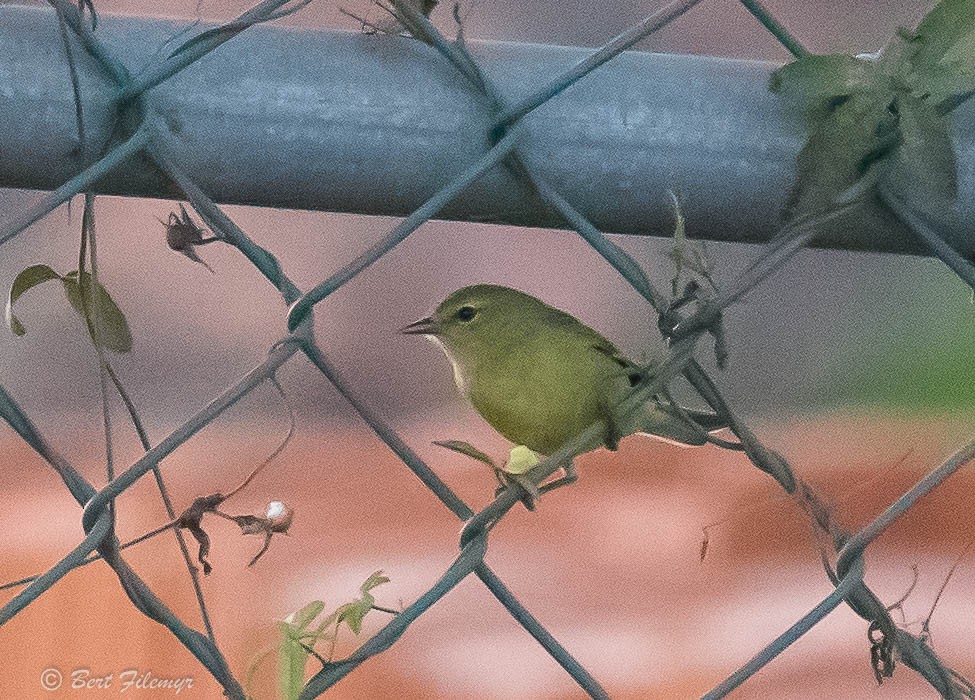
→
(222, 376, 296, 502)
(921, 538, 974, 640)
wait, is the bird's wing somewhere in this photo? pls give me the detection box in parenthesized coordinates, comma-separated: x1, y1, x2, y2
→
(552, 311, 728, 437)
(589, 340, 645, 387)
(543, 307, 645, 382)
(541, 306, 730, 447)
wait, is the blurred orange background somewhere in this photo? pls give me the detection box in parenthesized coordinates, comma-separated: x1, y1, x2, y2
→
(3, 417, 975, 698)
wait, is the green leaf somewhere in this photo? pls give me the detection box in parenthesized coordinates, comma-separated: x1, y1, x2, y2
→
(939, 25, 975, 68)
(784, 90, 897, 219)
(887, 93, 958, 205)
(911, 0, 975, 69)
(277, 622, 309, 700)
(907, 0, 975, 104)
(912, 57, 975, 106)
(243, 645, 278, 700)
(338, 598, 372, 635)
(311, 608, 342, 639)
(770, 54, 876, 121)
(336, 571, 391, 634)
(286, 600, 325, 633)
(61, 270, 133, 353)
(360, 570, 390, 594)
(433, 440, 496, 468)
(5, 264, 63, 337)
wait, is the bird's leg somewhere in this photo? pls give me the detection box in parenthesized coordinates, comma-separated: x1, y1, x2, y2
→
(497, 460, 578, 510)
(493, 449, 578, 510)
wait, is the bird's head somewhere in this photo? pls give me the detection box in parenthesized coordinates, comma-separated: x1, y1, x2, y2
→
(400, 284, 547, 361)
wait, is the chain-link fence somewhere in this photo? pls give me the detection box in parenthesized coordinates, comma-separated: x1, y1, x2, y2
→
(2, 0, 974, 698)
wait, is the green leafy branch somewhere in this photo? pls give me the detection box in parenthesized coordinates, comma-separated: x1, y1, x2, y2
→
(245, 572, 395, 700)
(770, 0, 975, 223)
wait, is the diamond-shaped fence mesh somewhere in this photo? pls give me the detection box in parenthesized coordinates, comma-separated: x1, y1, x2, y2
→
(1, 1, 974, 698)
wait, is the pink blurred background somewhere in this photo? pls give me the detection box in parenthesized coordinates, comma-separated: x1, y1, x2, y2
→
(3, 1, 975, 698)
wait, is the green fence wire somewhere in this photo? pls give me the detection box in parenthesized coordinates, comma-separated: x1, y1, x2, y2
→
(1, 1, 974, 698)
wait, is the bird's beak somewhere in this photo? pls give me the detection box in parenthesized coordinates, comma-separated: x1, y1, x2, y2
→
(400, 316, 440, 336)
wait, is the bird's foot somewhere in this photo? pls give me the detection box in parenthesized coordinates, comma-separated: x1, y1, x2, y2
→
(538, 460, 578, 496)
(495, 453, 577, 511)
(494, 470, 541, 511)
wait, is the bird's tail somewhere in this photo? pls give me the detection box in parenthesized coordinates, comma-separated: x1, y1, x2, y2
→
(632, 402, 728, 447)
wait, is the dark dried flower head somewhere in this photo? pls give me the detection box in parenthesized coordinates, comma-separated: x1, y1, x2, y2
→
(161, 204, 216, 273)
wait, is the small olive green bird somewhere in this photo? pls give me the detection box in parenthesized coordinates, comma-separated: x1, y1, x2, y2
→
(401, 284, 725, 457)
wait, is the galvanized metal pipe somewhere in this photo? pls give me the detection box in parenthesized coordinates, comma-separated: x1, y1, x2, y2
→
(2, 4, 973, 255)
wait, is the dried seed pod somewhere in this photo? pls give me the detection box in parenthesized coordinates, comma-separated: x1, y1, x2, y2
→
(266, 501, 294, 533)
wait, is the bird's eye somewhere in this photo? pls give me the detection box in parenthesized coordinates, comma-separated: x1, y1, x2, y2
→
(456, 306, 477, 322)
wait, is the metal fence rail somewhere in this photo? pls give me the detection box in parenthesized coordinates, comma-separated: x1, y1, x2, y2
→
(1, 1, 973, 698)
(6, 5, 975, 255)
